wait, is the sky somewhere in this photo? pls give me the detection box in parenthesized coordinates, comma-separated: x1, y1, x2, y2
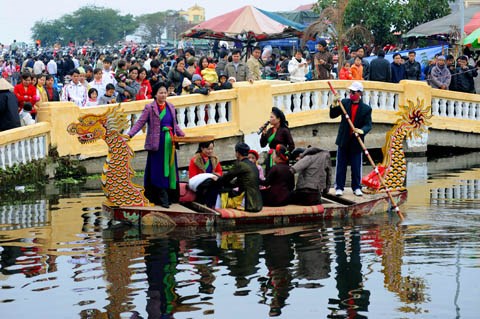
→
(0, 0, 312, 44)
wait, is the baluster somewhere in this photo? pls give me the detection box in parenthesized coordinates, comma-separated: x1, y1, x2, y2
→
(463, 101, 470, 119)
(302, 92, 312, 111)
(272, 95, 280, 109)
(431, 98, 440, 116)
(26, 139, 32, 162)
(447, 100, 455, 118)
(393, 93, 399, 110)
(283, 94, 292, 114)
(476, 103, 480, 120)
(363, 90, 371, 105)
(39, 136, 46, 159)
(20, 140, 26, 164)
(14, 141, 20, 165)
(320, 91, 329, 109)
(439, 99, 447, 116)
(226, 101, 232, 121)
(207, 103, 216, 124)
(217, 101, 227, 123)
(196, 105, 206, 126)
(469, 102, 476, 120)
(0, 146, 5, 170)
(176, 107, 186, 129)
(186, 105, 196, 127)
(378, 91, 387, 110)
(292, 93, 301, 113)
(370, 91, 379, 109)
(311, 91, 319, 110)
(6, 144, 12, 168)
(386, 92, 395, 111)
(34, 137, 40, 160)
(455, 100, 463, 118)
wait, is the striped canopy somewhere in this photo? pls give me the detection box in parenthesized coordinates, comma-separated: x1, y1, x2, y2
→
(182, 6, 305, 42)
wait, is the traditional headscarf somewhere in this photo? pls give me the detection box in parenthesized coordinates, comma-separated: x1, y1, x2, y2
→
(275, 144, 289, 162)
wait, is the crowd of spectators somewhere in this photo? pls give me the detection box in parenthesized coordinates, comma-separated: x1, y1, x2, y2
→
(1, 39, 479, 133)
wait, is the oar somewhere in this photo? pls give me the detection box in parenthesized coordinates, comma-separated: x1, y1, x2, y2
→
(327, 81, 404, 221)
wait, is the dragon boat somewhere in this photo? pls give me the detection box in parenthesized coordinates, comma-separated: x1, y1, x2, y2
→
(67, 99, 431, 227)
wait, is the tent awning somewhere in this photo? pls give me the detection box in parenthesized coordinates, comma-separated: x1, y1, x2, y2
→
(181, 6, 305, 43)
(404, 5, 480, 38)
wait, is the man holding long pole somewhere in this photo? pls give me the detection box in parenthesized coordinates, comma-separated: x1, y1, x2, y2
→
(330, 81, 372, 197)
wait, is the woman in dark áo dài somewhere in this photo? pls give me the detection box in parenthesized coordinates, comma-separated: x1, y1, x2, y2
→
(260, 144, 294, 206)
(128, 82, 185, 208)
(259, 107, 295, 174)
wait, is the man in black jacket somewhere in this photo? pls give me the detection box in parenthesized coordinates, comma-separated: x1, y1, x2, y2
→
(454, 55, 478, 93)
(330, 81, 372, 197)
(404, 51, 421, 80)
(0, 79, 21, 132)
(369, 50, 391, 82)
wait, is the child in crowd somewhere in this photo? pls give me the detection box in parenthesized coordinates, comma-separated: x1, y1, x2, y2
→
(228, 77, 236, 85)
(115, 60, 128, 84)
(181, 78, 192, 95)
(20, 102, 35, 126)
(167, 81, 177, 96)
(247, 149, 265, 181)
(351, 56, 364, 80)
(212, 73, 232, 91)
(98, 83, 117, 105)
(85, 88, 99, 107)
(339, 61, 353, 80)
(190, 74, 209, 95)
(201, 63, 218, 85)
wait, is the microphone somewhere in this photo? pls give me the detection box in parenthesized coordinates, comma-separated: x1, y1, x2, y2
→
(257, 121, 270, 135)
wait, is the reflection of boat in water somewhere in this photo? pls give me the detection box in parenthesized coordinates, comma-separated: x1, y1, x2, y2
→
(103, 188, 407, 227)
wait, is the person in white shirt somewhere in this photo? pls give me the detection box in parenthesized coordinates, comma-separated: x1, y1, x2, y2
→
(20, 102, 36, 126)
(101, 57, 117, 86)
(33, 57, 45, 75)
(47, 57, 57, 76)
(288, 50, 309, 83)
(61, 68, 87, 107)
(88, 68, 107, 98)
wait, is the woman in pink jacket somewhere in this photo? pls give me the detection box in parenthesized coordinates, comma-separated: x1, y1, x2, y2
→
(128, 82, 185, 208)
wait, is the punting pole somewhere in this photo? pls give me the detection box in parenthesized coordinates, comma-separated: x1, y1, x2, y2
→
(327, 81, 404, 221)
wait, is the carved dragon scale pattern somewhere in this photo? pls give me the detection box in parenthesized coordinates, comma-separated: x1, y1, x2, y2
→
(67, 105, 151, 207)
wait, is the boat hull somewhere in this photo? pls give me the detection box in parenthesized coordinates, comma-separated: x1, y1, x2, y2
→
(103, 189, 408, 227)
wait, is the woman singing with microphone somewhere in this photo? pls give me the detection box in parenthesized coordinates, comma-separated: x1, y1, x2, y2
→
(259, 107, 295, 174)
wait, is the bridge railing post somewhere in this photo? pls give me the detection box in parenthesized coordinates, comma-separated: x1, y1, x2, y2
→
(37, 102, 81, 157)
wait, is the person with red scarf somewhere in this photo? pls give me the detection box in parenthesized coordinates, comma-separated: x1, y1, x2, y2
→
(14, 72, 37, 116)
(128, 82, 185, 208)
(330, 81, 372, 197)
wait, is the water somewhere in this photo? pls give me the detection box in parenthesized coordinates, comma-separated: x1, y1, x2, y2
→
(1, 154, 480, 318)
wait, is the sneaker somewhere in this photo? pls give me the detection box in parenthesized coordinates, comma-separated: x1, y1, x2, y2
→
(335, 189, 343, 196)
(354, 189, 363, 196)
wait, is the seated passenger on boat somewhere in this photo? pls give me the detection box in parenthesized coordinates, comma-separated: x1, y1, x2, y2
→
(213, 142, 263, 212)
(290, 147, 332, 205)
(260, 144, 294, 206)
(188, 140, 223, 208)
(188, 140, 223, 178)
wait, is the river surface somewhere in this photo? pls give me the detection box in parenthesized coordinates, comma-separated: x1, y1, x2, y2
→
(0, 153, 479, 319)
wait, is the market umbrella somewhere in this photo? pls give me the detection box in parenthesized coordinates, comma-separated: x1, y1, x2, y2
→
(181, 5, 305, 43)
(404, 5, 480, 38)
(463, 27, 480, 48)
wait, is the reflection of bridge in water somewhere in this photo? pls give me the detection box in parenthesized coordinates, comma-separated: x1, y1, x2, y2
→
(406, 153, 480, 206)
(0, 200, 47, 231)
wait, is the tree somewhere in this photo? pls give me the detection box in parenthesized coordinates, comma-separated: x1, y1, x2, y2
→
(304, 0, 373, 67)
(136, 11, 189, 43)
(397, 0, 451, 34)
(31, 6, 139, 45)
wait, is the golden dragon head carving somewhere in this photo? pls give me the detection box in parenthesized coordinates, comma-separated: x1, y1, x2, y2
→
(67, 105, 128, 143)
